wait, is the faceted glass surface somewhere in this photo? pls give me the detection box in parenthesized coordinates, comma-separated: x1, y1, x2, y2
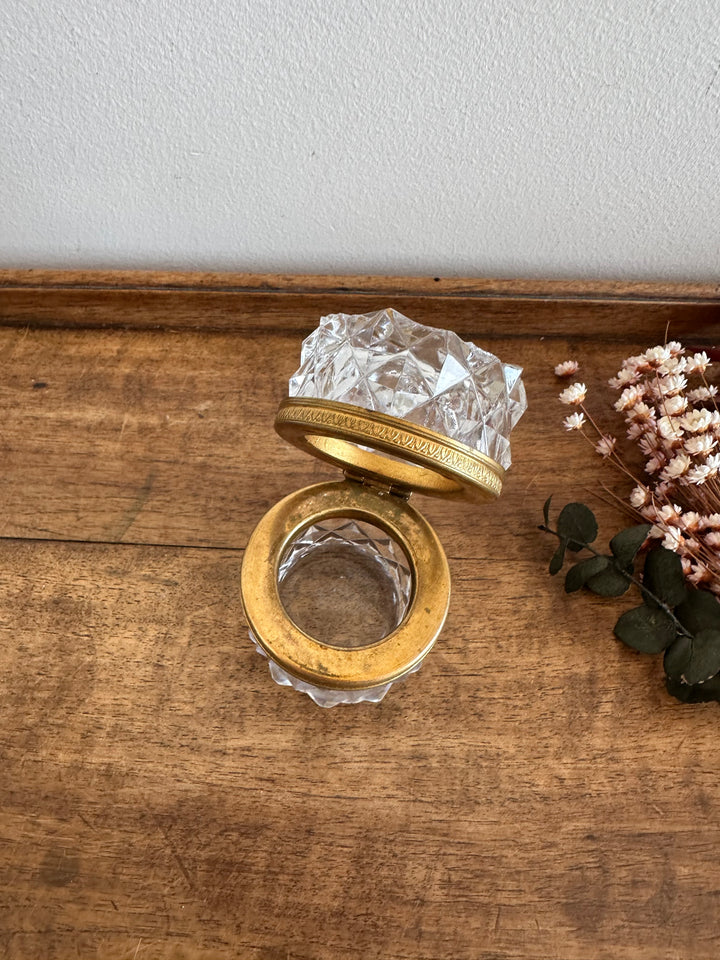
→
(289, 308, 526, 469)
(278, 518, 412, 646)
(251, 518, 416, 707)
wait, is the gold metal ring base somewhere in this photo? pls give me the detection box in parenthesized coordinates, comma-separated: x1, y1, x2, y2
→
(241, 479, 451, 690)
(275, 398, 504, 503)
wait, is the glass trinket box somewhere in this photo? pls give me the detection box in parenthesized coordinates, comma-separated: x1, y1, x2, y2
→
(240, 308, 526, 706)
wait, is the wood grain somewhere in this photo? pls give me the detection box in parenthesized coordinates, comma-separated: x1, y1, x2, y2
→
(1, 270, 719, 340)
(1, 267, 719, 299)
(1, 272, 720, 960)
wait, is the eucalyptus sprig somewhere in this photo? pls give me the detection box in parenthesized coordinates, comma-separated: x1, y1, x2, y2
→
(541, 498, 720, 704)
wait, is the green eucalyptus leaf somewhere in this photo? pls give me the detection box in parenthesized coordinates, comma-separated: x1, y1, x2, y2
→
(566, 540, 587, 554)
(614, 604, 676, 653)
(556, 503, 598, 547)
(682, 629, 720, 685)
(543, 495, 552, 527)
(666, 674, 720, 704)
(565, 555, 610, 593)
(586, 565, 631, 597)
(675, 589, 720, 634)
(549, 540, 567, 576)
(610, 524, 652, 568)
(664, 635, 693, 681)
(642, 548, 686, 608)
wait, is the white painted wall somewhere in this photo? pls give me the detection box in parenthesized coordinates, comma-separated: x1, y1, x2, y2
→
(1, 0, 718, 280)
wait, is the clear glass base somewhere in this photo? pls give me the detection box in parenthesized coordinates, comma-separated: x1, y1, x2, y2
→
(253, 518, 420, 706)
(278, 518, 412, 647)
(250, 634, 421, 707)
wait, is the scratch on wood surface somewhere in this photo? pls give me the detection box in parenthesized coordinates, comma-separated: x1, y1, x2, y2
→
(110, 472, 155, 541)
(149, 811, 197, 895)
(78, 813, 96, 832)
(2, 325, 31, 360)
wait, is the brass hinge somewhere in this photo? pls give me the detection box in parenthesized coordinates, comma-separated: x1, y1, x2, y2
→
(343, 470, 412, 500)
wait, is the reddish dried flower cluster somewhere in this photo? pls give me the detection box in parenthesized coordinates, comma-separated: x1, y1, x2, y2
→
(556, 344, 720, 595)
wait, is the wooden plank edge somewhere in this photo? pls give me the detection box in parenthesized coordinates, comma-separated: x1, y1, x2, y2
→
(1, 269, 719, 304)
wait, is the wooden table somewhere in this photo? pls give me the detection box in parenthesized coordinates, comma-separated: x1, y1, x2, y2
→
(1, 271, 719, 960)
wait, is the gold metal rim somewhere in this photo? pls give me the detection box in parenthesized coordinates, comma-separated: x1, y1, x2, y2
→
(275, 398, 503, 503)
(240, 480, 451, 690)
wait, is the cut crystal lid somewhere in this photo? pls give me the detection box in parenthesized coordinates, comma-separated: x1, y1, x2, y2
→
(289, 308, 526, 470)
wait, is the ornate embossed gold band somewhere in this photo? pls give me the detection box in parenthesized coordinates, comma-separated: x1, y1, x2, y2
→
(275, 397, 504, 503)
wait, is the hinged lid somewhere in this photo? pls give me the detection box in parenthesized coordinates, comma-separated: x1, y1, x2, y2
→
(275, 397, 505, 504)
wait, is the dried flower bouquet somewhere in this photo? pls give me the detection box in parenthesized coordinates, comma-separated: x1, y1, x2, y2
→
(542, 341, 720, 704)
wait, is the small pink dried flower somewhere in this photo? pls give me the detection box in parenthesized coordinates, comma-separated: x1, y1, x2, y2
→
(595, 435, 616, 458)
(559, 382, 587, 405)
(614, 386, 645, 411)
(662, 453, 691, 480)
(658, 374, 688, 396)
(554, 360, 580, 377)
(689, 561, 713, 585)
(628, 401, 653, 422)
(658, 416, 682, 440)
(686, 352, 711, 375)
(662, 395, 688, 416)
(680, 512, 702, 532)
(643, 346, 672, 366)
(684, 434, 717, 456)
(563, 412, 586, 431)
(658, 357, 686, 376)
(629, 485, 649, 508)
(681, 409, 713, 433)
(663, 528, 683, 552)
(608, 369, 639, 389)
(627, 422, 647, 440)
(639, 435, 660, 456)
(687, 385, 718, 402)
(656, 504, 682, 524)
(687, 463, 715, 485)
